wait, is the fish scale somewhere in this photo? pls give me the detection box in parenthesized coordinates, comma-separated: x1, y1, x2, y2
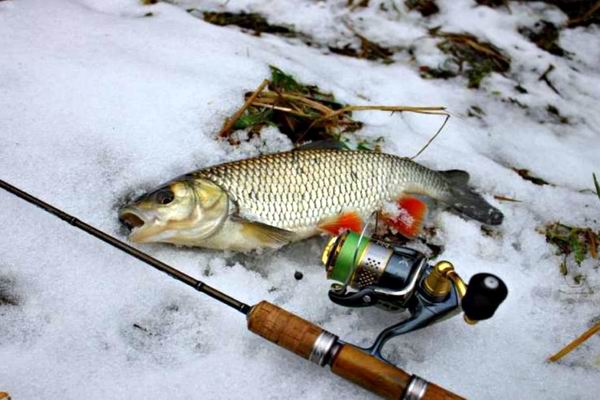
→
(194, 149, 450, 231)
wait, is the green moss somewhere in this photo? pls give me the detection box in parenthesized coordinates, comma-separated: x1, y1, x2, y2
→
(427, 30, 510, 89)
(545, 223, 599, 269)
(227, 66, 367, 145)
(269, 66, 303, 92)
(573, 273, 585, 285)
(466, 59, 495, 88)
(343, 136, 384, 152)
(233, 108, 273, 130)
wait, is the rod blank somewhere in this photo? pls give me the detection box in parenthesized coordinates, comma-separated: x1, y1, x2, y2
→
(0, 179, 250, 314)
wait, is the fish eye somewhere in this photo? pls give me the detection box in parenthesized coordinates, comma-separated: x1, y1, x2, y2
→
(155, 188, 175, 205)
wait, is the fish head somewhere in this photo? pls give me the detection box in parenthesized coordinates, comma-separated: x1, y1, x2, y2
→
(118, 177, 229, 245)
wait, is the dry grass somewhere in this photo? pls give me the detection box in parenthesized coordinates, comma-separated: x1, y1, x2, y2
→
(422, 29, 511, 88)
(219, 66, 449, 154)
(548, 319, 600, 362)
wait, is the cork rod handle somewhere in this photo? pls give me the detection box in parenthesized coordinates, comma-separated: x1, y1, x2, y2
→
(247, 300, 323, 359)
(247, 301, 464, 400)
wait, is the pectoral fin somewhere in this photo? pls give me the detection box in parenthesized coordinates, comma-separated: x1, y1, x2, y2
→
(235, 218, 296, 247)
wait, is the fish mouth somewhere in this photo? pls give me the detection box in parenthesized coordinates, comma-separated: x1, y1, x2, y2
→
(119, 211, 145, 231)
(118, 208, 154, 242)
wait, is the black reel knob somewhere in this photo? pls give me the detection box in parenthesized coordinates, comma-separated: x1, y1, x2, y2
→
(461, 273, 508, 321)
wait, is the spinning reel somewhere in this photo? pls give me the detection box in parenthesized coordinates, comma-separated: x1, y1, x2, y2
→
(321, 231, 508, 359)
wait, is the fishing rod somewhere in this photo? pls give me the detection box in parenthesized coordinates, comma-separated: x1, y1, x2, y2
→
(1, 179, 462, 400)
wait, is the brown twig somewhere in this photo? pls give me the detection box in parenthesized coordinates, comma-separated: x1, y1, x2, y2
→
(251, 102, 312, 118)
(321, 105, 448, 121)
(272, 92, 335, 115)
(219, 79, 269, 138)
(322, 105, 450, 160)
(548, 320, 600, 362)
(567, 0, 600, 27)
(493, 195, 522, 203)
(434, 32, 509, 66)
(295, 105, 449, 148)
(539, 65, 560, 96)
(411, 113, 450, 160)
(587, 230, 598, 259)
(341, 18, 393, 62)
(292, 105, 447, 144)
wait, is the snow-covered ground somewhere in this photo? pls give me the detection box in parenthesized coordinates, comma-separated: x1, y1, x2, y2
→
(1, 0, 599, 399)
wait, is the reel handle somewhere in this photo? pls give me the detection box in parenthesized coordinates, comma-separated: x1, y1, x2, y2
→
(247, 301, 463, 400)
(462, 273, 508, 322)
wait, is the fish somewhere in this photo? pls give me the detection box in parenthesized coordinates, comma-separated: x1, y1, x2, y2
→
(118, 148, 503, 251)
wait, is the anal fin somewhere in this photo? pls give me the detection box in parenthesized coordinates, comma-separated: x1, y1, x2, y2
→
(318, 211, 363, 236)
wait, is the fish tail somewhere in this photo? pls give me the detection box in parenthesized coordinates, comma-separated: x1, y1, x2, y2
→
(440, 170, 503, 225)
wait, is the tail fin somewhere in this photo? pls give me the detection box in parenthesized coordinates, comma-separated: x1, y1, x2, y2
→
(440, 170, 503, 225)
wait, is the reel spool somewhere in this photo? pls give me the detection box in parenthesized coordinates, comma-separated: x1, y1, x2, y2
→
(321, 232, 507, 358)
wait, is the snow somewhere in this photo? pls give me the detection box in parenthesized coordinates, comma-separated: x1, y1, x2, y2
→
(1, 0, 599, 399)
